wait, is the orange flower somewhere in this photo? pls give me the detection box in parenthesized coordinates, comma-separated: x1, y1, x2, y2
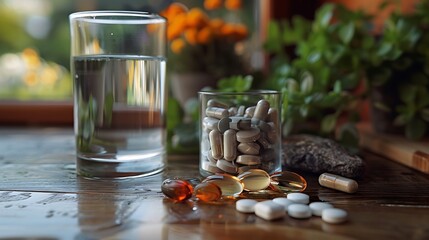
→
(233, 23, 248, 41)
(161, 2, 187, 20)
(204, 0, 223, 10)
(220, 23, 235, 38)
(167, 13, 187, 40)
(197, 27, 213, 44)
(209, 18, 224, 35)
(225, 0, 242, 10)
(186, 8, 209, 29)
(171, 38, 185, 53)
(184, 28, 199, 45)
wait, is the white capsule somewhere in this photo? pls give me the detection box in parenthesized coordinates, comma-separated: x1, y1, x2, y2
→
(207, 99, 228, 108)
(244, 106, 256, 118)
(236, 105, 246, 116)
(236, 199, 258, 213)
(228, 107, 238, 116)
(272, 198, 294, 212)
(203, 117, 219, 131)
(287, 204, 312, 219)
(322, 208, 348, 224)
(319, 173, 358, 194)
(287, 193, 310, 204)
(309, 202, 334, 217)
(252, 100, 270, 123)
(267, 108, 279, 129)
(223, 129, 237, 161)
(209, 130, 223, 159)
(201, 160, 223, 173)
(254, 200, 285, 220)
(206, 107, 229, 119)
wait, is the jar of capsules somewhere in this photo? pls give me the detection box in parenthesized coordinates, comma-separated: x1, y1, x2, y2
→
(199, 90, 282, 177)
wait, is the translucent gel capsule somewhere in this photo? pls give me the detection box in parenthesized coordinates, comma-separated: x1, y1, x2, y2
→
(202, 174, 244, 197)
(269, 171, 307, 193)
(194, 182, 222, 202)
(238, 169, 271, 191)
(161, 179, 194, 201)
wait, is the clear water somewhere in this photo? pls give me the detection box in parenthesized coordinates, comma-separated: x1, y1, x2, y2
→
(73, 55, 166, 178)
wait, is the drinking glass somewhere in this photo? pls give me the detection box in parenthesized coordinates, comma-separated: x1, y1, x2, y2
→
(69, 11, 166, 178)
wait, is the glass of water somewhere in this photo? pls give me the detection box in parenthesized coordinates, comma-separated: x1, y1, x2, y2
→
(69, 11, 167, 179)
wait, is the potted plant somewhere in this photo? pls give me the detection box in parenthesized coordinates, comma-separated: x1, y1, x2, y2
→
(264, 3, 373, 149)
(366, 0, 429, 139)
(160, 0, 251, 108)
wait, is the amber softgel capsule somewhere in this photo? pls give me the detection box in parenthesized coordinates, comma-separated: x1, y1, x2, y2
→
(161, 179, 193, 202)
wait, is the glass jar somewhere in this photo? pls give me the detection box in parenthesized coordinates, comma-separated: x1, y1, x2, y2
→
(199, 90, 282, 177)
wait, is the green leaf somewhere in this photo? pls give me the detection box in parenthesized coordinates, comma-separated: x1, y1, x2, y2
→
(217, 75, 253, 92)
(337, 123, 359, 154)
(321, 114, 337, 133)
(405, 118, 427, 140)
(300, 72, 314, 93)
(315, 4, 335, 28)
(374, 101, 392, 112)
(339, 22, 355, 44)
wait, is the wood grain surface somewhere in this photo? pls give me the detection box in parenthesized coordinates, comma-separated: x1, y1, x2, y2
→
(0, 128, 429, 240)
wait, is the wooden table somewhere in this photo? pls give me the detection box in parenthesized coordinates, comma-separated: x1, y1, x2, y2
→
(0, 128, 428, 240)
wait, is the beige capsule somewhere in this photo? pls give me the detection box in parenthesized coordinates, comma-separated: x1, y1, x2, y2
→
(244, 106, 256, 118)
(229, 117, 252, 130)
(203, 117, 219, 131)
(252, 100, 270, 123)
(206, 107, 229, 119)
(209, 130, 223, 159)
(207, 99, 228, 108)
(318, 173, 358, 194)
(228, 107, 238, 116)
(267, 108, 279, 129)
(223, 129, 237, 161)
(201, 160, 223, 174)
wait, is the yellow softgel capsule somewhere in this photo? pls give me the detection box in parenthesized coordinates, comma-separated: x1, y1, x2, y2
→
(238, 169, 271, 191)
(202, 173, 244, 196)
(194, 182, 222, 202)
(269, 171, 307, 193)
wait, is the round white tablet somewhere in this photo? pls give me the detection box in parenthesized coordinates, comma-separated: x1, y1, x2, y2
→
(287, 204, 312, 219)
(236, 199, 258, 213)
(309, 202, 334, 216)
(322, 208, 348, 224)
(287, 193, 310, 204)
(272, 198, 294, 211)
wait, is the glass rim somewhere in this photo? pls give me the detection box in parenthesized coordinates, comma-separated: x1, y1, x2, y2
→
(198, 90, 280, 96)
(69, 11, 166, 24)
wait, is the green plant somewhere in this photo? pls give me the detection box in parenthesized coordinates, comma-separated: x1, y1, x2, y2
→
(366, 0, 429, 139)
(264, 4, 372, 147)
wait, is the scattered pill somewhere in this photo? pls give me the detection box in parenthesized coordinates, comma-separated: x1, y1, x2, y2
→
(287, 193, 310, 204)
(238, 169, 271, 191)
(161, 179, 193, 202)
(223, 129, 237, 161)
(194, 182, 222, 202)
(209, 130, 223, 160)
(309, 202, 333, 216)
(203, 174, 244, 196)
(287, 204, 312, 219)
(236, 199, 258, 213)
(272, 197, 294, 211)
(254, 200, 285, 220)
(270, 171, 308, 193)
(322, 208, 348, 224)
(318, 173, 358, 194)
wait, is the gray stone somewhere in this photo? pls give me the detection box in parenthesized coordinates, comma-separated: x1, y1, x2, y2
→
(283, 135, 365, 178)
